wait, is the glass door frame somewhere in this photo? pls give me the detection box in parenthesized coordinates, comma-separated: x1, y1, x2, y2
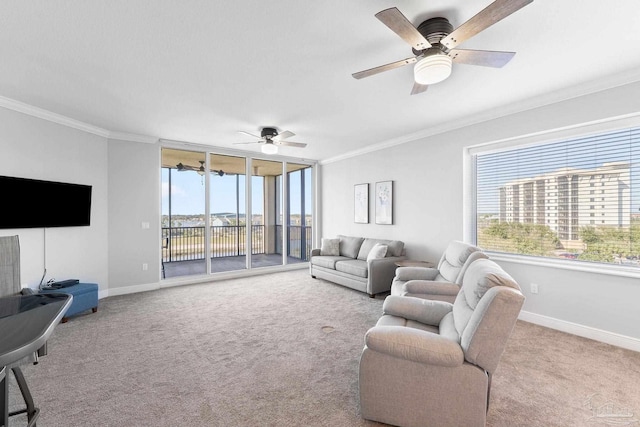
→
(161, 140, 316, 277)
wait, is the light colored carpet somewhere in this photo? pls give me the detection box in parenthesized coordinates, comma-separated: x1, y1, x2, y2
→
(8, 270, 640, 426)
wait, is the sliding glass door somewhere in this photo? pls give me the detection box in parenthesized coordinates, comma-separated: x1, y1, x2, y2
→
(209, 154, 246, 273)
(161, 147, 314, 279)
(286, 163, 313, 262)
(161, 148, 207, 278)
(251, 159, 283, 269)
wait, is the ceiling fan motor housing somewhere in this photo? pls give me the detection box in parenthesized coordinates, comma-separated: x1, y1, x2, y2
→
(261, 127, 278, 139)
(412, 17, 453, 55)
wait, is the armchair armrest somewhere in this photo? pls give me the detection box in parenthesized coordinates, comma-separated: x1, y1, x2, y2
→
(365, 325, 464, 366)
(403, 280, 460, 297)
(395, 266, 439, 281)
(382, 295, 453, 326)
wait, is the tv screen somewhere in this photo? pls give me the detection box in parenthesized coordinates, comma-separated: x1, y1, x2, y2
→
(0, 175, 92, 229)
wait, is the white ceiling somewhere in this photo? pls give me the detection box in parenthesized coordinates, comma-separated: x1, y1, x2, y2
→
(2, 1, 640, 162)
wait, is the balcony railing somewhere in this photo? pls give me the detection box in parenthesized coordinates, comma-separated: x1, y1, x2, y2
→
(276, 225, 312, 261)
(162, 225, 312, 263)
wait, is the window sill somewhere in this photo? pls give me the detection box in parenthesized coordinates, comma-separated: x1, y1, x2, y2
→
(487, 252, 640, 280)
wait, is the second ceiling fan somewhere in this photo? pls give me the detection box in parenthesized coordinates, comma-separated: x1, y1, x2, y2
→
(235, 127, 307, 155)
(352, 0, 533, 95)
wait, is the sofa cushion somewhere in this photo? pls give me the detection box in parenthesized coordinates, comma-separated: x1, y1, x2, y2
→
(320, 238, 339, 256)
(311, 255, 350, 269)
(385, 240, 405, 257)
(367, 243, 388, 261)
(338, 235, 364, 258)
(357, 238, 405, 260)
(335, 259, 368, 278)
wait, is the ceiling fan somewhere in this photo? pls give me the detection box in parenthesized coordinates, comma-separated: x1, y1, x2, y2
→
(235, 127, 307, 155)
(176, 161, 203, 173)
(352, 0, 533, 95)
(176, 161, 235, 176)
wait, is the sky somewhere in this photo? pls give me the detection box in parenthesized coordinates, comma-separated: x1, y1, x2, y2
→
(161, 167, 312, 216)
(476, 127, 640, 214)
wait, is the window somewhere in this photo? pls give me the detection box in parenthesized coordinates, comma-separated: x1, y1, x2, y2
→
(161, 148, 315, 278)
(474, 126, 639, 268)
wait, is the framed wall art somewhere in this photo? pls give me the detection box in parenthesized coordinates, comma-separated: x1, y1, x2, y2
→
(354, 183, 369, 224)
(375, 181, 393, 225)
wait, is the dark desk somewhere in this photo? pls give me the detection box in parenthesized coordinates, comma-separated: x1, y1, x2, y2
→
(0, 293, 72, 427)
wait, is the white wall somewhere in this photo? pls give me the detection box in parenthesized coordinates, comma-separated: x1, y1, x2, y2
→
(0, 107, 108, 291)
(320, 81, 640, 346)
(2, 79, 640, 348)
(107, 139, 161, 292)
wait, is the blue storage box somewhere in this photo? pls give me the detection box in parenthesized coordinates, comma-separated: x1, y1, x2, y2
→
(40, 282, 99, 322)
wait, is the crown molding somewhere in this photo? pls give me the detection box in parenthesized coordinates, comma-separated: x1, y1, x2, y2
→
(108, 132, 158, 144)
(321, 67, 640, 165)
(0, 95, 160, 144)
(0, 95, 110, 137)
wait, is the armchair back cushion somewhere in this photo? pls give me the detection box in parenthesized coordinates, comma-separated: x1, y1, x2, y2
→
(436, 240, 487, 284)
(452, 258, 523, 374)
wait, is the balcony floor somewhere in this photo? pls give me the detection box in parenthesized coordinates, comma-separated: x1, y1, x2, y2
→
(162, 254, 307, 278)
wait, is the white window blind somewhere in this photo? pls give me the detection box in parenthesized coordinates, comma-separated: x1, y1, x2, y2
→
(474, 127, 640, 268)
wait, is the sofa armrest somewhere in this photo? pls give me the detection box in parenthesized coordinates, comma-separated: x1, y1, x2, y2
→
(368, 256, 406, 295)
(395, 266, 439, 281)
(311, 248, 321, 257)
(382, 295, 453, 326)
(365, 325, 464, 366)
(403, 280, 460, 297)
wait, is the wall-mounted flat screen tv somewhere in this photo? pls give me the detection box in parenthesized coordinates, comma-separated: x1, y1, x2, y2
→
(0, 175, 92, 229)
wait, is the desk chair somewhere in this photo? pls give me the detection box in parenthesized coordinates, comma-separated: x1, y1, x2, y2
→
(0, 235, 40, 426)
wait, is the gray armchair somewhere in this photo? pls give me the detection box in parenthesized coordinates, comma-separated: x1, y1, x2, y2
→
(391, 240, 487, 303)
(359, 258, 524, 427)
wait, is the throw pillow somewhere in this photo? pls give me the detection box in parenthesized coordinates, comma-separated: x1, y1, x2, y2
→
(367, 243, 388, 261)
(320, 238, 340, 256)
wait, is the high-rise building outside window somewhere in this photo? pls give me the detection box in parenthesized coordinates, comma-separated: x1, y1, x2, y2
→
(474, 127, 639, 267)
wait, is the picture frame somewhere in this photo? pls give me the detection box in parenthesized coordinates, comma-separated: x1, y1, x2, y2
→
(375, 181, 393, 225)
(354, 183, 369, 224)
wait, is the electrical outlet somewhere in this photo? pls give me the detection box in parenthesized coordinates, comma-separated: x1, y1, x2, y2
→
(142, 263, 148, 271)
(530, 283, 539, 294)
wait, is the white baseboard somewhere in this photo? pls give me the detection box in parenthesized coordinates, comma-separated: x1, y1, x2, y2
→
(101, 282, 160, 298)
(99, 264, 308, 298)
(519, 311, 640, 353)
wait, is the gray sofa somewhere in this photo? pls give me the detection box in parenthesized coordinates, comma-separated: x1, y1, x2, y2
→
(310, 235, 406, 297)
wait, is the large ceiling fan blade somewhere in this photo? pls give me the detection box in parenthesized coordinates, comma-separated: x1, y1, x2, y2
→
(176, 162, 197, 171)
(352, 56, 417, 80)
(410, 82, 428, 95)
(440, 0, 533, 50)
(449, 48, 515, 68)
(375, 8, 432, 51)
(237, 130, 262, 139)
(273, 130, 294, 141)
(232, 141, 259, 145)
(276, 140, 307, 148)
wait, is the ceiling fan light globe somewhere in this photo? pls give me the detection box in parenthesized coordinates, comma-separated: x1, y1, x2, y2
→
(261, 143, 278, 155)
(414, 54, 452, 85)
